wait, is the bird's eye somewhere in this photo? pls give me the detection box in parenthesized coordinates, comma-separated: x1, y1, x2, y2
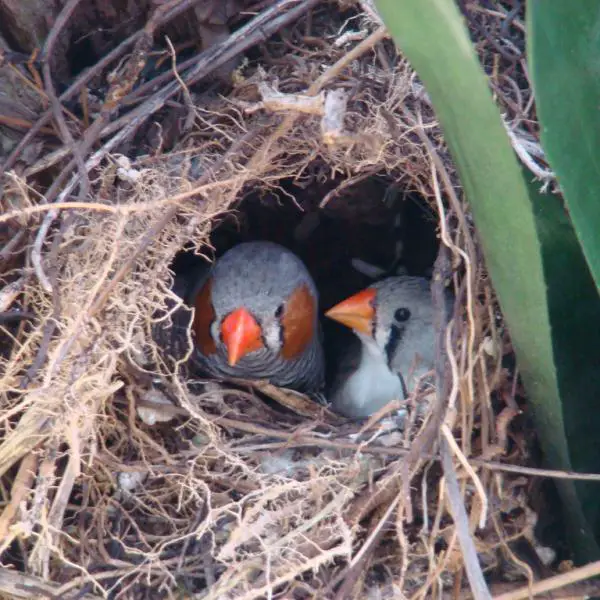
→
(394, 307, 411, 322)
(275, 304, 285, 319)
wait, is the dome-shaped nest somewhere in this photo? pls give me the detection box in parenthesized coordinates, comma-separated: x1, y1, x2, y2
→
(0, 1, 554, 598)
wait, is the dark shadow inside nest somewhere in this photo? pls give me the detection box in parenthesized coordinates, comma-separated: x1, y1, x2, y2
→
(170, 169, 441, 410)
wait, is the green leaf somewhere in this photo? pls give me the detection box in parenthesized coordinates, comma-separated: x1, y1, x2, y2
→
(374, 0, 600, 561)
(528, 1, 600, 292)
(529, 172, 600, 546)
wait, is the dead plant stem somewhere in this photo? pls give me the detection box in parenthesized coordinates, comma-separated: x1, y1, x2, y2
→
(441, 437, 492, 600)
(309, 25, 388, 94)
(493, 559, 600, 600)
(0, 0, 205, 175)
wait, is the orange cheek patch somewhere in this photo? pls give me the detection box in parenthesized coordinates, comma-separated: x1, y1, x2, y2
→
(281, 284, 316, 360)
(192, 278, 217, 355)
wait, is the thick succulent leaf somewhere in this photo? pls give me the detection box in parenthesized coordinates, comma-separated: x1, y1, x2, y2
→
(374, 0, 600, 561)
(528, 0, 600, 292)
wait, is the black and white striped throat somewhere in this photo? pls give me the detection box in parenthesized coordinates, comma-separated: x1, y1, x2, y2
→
(383, 307, 411, 367)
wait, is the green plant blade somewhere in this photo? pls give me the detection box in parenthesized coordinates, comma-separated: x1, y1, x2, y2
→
(529, 172, 600, 544)
(528, 1, 600, 292)
(374, 0, 600, 561)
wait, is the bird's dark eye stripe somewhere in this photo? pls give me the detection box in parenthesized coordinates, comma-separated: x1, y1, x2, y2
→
(275, 304, 285, 346)
(385, 323, 405, 368)
(371, 295, 379, 338)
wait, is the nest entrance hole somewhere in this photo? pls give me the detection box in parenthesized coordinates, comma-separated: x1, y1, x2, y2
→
(171, 171, 440, 395)
(172, 171, 440, 310)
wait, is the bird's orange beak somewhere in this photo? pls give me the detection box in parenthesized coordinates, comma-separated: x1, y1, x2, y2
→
(324, 288, 376, 336)
(220, 307, 264, 366)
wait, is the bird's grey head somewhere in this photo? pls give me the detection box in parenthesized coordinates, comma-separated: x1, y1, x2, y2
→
(325, 275, 433, 362)
(192, 241, 319, 365)
(369, 276, 432, 358)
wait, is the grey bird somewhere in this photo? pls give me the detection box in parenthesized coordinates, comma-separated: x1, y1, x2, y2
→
(324, 276, 437, 418)
(185, 241, 325, 393)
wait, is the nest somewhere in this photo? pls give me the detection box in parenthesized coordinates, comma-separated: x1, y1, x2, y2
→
(0, 1, 560, 598)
